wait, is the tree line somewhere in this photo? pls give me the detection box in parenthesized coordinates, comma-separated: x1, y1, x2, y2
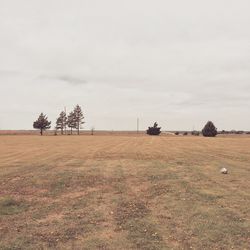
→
(147, 121, 218, 137)
(33, 104, 84, 135)
(33, 107, 242, 138)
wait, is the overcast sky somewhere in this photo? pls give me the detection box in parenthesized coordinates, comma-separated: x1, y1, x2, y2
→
(0, 0, 250, 131)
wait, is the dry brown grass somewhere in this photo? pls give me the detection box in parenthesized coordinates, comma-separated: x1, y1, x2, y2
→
(0, 135, 249, 249)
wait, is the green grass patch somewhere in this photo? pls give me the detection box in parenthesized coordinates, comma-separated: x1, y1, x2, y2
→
(0, 197, 28, 216)
(115, 199, 165, 249)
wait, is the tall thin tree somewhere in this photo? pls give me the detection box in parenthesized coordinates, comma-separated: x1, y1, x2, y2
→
(73, 104, 84, 135)
(64, 107, 67, 134)
(33, 113, 51, 135)
(67, 111, 77, 135)
(56, 111, 67, 135)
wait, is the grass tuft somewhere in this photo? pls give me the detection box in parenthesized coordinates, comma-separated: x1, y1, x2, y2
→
(0, 197, 28, 216)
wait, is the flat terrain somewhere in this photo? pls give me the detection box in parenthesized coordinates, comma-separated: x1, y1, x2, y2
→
(0, 135, 249, 249)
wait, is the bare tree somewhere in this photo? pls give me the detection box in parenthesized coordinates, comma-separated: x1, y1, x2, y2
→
(33, 113, 51, 135)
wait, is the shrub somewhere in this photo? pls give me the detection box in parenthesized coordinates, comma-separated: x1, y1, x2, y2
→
(175, 132, 179, 135)
(147, 122, 161, 136)
(0, 197, 27, 215)
(235, 131, 244, 134)
(191, 131, 200, 136)
(183, 132, 188, 136)
(202, 121, 217, 137)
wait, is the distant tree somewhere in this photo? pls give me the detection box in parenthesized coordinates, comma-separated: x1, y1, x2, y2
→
(33, 113, 51, 135)
(191, 130, 200, 136)
(67, 111, 77, 135)
(91, 126, 95, 135)
(73, 104, 84, 135)
(56, 111, 67, 135)
(235, 130, 244, 134)
(202, 121, 217, 137)
(147, 122, 161, 135)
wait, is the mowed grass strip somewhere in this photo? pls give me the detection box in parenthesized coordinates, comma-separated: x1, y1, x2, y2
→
(0, 135, 249, 249)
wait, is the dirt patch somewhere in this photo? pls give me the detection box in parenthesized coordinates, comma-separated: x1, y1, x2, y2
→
(36, 212, 65, 224)
(115, 199, 149, 226)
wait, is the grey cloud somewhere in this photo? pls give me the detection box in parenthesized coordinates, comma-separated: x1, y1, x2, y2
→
(38, 75, 87, 85)
(0, 0, 250, 130)
(0, 69, 22, 77)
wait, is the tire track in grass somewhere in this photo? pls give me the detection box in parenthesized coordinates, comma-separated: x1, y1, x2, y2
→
(112, 160, 167, 250)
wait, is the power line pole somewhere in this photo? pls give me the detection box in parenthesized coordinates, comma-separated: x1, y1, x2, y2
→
(137, 118, 139, 134)
(64, 106, 67, 135)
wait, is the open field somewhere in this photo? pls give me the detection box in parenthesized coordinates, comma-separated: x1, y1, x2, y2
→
(0, 135, 249, 249)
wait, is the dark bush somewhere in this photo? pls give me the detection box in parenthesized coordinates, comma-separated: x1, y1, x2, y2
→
(191, 131, 200, 136)
(175, 132, 179, 135)
(183, 132, 188, 136)
(220, 130, 228, 134)
(235, 131, 244, 134)
(147, 122, 161, 136)
(202, 121, 217, 137)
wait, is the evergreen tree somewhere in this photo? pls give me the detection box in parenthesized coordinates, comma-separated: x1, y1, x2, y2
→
(56, 111, 67, 135)
(202, 121, 217, 137)
(67, 111, 77, 135)
(147, 122, 161, 135)
(33, 113, 51, 135)
(73, 104, 84, 135)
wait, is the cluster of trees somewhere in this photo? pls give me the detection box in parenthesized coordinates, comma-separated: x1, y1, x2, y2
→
(55, 105, 84, 135)
(147, 121, 218, 137)
(220, 130, 247, 135)
(33, 110, 240, 138)
(33, 105, 84, 135)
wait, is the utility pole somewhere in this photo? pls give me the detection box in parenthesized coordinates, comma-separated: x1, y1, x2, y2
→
(137, 118, 139, 134)
(64, 106, 67, 135)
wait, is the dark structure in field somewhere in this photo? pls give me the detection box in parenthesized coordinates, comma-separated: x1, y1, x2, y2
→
(202, 121, 217, 137)
(147, 122, 161, 135)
